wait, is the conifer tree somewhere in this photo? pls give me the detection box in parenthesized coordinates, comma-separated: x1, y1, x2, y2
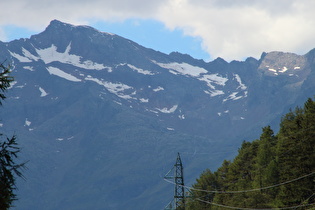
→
(186, 98, 315, 209)
(211, 160, 230, 208)
(186, 169, 217, 210)
(276, 102, 315, 206)
(0, 62, 26, 209)
(252, 126, 278, 207)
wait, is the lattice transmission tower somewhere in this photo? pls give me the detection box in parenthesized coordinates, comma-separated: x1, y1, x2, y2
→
(164, 153, 185, 210)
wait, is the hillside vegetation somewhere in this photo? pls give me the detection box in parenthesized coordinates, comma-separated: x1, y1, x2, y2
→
(186, 97, 315, 209)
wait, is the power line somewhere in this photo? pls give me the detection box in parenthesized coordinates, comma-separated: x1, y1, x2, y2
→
(195, 198, 315, 210)
(164, 171, 315, 194)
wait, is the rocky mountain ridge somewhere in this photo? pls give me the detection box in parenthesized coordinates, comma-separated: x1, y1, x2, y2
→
(0, 20, 314, 209)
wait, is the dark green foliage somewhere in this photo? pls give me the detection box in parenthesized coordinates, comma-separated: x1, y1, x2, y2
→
(276, 99, 315, 207)
(186, 169, 218, 210)
(187, 97, 315, 209)
(0, 63, 26, 209)
(0, 62, 14, 105)
(0, 135, 26, 209)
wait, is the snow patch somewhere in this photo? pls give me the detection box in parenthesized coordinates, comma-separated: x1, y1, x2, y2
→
(9, 51, 32, 62)
(107, 67, 113, 72)
(199, 74, 228, 89)
(23, 66, 34, 71)
(153, 61, 207, 77)
(16, 83, 26, 88)
(234, 74, 247, 90)
(168, 70, 178, 75)
(46, 66, 81, 82)
(223, 92, 243, 102)
(22, 48, 39, 61)
(204, 90, 224, 97)
(279, 66, 288, 73)
(114, 101, 122, 105)
(179, 114, 185, 120)
(7, 81, 17, 89)
(25, 118, 31, 127)
(127, 64, 155, 75)
(39, 87, 48, 97)
(10, 48, 39, 62)
(153, 86, 164, 92)
(139, 98, 149, 103)
(56, 135, 74, 141)
(153, 60, 228, 97)
(85, 77, 134, 99)
(156, 105, 178, 114)
(36, 43, 106, 70)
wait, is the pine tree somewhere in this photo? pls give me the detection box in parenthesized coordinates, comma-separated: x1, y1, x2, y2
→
(253, 126, 279, 206)
(214, 141, 259, 208)
(0, 62, 26, 209)
(0, 135, 26, 209)
(186, 169, 218, 210)
(0, 62, 13, 104)
(276, 100, 315, 207)
(211, 160, 230, 209)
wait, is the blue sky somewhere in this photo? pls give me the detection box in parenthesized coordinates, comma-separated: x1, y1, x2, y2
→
(91, 19, 211, 61)
(1, 0, 315, 61)
(3, 19, 210, 61)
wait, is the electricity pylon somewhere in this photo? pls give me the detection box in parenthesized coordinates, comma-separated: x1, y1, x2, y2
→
(164, 153, 185, 210)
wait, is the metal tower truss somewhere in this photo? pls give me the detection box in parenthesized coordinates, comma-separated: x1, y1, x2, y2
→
(164, 153, 185, 210)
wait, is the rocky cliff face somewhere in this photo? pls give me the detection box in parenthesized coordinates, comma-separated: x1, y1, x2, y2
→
(259, 51, 308, 76)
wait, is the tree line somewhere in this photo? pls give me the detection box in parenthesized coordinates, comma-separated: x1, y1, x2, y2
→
(186, 97, 315, 209)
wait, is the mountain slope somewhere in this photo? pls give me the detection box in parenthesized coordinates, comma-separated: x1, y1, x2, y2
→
(0, 20, 314, 209)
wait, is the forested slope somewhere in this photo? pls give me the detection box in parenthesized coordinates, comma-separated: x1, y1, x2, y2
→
(187, 97, 315, 209)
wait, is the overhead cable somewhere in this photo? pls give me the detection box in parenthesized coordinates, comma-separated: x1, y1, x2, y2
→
(196, 198, 315, 210)
(164, 171, 315, 194)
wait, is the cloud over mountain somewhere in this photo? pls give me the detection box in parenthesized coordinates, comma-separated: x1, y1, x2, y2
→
(2, 1, 315, 60)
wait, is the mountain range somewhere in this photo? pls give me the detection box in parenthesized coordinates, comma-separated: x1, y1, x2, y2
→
(0, 20, 314, 209)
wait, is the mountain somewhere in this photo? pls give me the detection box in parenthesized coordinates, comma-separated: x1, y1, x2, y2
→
(0, 19, 314, 209)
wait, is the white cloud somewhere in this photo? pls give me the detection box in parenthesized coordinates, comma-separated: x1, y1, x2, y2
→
(157, 0, 315, 60)
(0, 0, 166, 29)
(1, 0, 315, 60)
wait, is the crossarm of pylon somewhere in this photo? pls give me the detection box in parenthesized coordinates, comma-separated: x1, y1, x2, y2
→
(164, 166, 175, 179)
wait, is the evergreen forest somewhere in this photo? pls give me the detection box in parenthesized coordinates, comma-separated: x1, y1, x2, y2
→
(186, 97, 315, 209)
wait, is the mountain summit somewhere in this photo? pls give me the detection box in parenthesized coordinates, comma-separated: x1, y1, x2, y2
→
(0, 20, 314, 209)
